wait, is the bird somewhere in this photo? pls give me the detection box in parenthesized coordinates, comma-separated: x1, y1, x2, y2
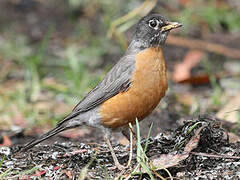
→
(20, 14, 182, 170)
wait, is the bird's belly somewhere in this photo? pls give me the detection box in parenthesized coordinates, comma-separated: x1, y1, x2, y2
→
(100, 47, 168, 129)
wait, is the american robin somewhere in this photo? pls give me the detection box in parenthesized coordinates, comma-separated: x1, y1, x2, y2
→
(20, 14, 182, 170)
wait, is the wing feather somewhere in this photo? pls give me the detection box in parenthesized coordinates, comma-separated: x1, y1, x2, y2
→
(57, 54, 136, 125)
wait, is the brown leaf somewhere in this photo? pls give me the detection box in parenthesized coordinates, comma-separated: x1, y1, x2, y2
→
(179, 0, 192, 7)
(0, 135, 12, 146)
(173, 50, 205, 83)
(184, 126, 204, 152)
(53, 166, 60, 170)
(216, 91, 240, 123)
(228, 132, 240, 143)
(118, 136, 129, 146)
(178, 74, 212, 85)
(151, 152, 189, 169)
(151, 125, 205, 170)
(33, 170, 46, 177)
(64, 170, 73, 179)
(176, 93, 195, 106)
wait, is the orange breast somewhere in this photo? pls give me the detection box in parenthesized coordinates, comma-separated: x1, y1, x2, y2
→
(100, 47, 168, 129)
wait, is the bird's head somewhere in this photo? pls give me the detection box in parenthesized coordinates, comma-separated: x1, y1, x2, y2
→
(134, 14, 182, 48)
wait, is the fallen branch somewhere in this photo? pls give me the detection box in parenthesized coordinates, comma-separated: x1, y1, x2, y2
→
(167, 35, 240, 59)
(191, 152, 240, 159)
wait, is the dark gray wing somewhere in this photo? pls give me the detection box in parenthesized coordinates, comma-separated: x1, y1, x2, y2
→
(57, 54, 136, 125)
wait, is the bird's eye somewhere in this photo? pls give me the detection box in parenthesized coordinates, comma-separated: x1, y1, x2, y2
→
(149, 19, 159, 29)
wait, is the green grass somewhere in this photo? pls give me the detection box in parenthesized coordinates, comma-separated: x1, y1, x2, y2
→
(77, 153, 111, 180)
(176, 0, 240, 33)
(134, 118, 154, 179)
(123, 119, 173, 179)
(0, 156, 5, 169)
(209, 75, 223, 107)
(0, 168, 11, 179)
(0, 167, 40, 179)
(125, 119, 155, 179)
(0, 30, 101, 128)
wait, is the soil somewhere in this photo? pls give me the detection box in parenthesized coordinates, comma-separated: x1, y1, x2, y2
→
(1, 115, 239, 179)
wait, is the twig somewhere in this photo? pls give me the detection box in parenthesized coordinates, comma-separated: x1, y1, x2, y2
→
(166, 35, 240, 59)
(191, 152, 240, 159)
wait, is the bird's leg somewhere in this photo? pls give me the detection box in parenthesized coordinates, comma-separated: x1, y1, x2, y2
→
(121, 125, 137, 146)
(128, 124, 137, 140)
(104, 136, 125, 170)
(126, 123, 133, 168)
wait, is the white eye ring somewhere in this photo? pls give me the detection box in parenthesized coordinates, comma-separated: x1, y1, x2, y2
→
(149, 19, 159, 30)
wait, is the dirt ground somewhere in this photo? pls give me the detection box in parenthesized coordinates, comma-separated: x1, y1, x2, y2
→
(0, 115, 239, 179)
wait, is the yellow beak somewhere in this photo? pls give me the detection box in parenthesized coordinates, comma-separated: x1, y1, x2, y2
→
(161, 21, 182, 32)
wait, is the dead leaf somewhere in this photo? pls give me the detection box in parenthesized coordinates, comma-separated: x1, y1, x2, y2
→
(0, 135, 12, 146)
(151, 125, 205, 170)
(64, 170, 73, 179)
(173, 50, 205, 83)
(176, 93, 195, 106)
(179, 0, 192, 6)
(184, 126, 205, 152)
(178, 74, 212, 85)
(228, 132, 240, 143)
(151, 152, 189, 169)
(53, 166, 60, 170)
(118, 136, 129, 146)
(33, 170, 46, 177)
(216, 91, 240, 123)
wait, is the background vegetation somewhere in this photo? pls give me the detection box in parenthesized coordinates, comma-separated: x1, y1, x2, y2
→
(0, 0, 239, 142)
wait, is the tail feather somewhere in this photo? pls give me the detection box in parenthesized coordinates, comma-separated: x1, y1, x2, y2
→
(21, 125, 69, 152)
